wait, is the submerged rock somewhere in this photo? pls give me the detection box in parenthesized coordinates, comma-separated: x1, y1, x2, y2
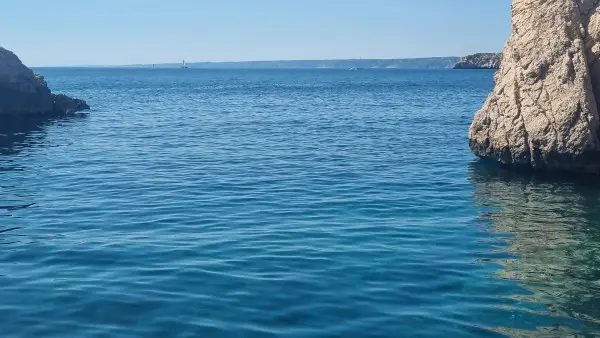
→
(469, 0, 600, 174)
(453, 53, 502, 69)
(0, 47, 89, 116)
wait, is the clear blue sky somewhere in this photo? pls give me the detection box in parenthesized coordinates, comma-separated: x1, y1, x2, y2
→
(0, 0, 512, 66)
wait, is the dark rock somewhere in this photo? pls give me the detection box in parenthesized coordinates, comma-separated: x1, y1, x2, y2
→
(52, 94, 90, 115)
(0, 46, 89, 116)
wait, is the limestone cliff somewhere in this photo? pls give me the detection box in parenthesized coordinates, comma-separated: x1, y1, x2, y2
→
(0, 47, 88, 116)
(469, 0, 600, 174)
(453, 53, 502, 69)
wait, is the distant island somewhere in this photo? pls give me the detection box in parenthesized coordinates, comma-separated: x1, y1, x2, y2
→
(123, 57, 461, 70)
(453, 53, 502, 69)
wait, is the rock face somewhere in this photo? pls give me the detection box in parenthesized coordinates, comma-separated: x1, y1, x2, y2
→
(0, 47, 89, 116)
(453, 53, 502, 69)
(469, 0, 600, 174)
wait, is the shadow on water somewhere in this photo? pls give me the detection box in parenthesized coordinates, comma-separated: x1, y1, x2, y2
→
(469, 160, 600, 337)
(0, 115, 73, 155)
(0, 112, 88, 154)
(0, 114, 88, 244)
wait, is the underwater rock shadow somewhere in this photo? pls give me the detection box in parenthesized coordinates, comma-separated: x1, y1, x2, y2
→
(0, 113, 88, 156)
(468, 159, 600, 334)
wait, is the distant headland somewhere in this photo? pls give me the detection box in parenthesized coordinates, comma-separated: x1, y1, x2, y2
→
(453, 53, 502, 69)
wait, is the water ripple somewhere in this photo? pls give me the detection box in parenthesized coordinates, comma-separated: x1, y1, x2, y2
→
(0, 69, 598, 337)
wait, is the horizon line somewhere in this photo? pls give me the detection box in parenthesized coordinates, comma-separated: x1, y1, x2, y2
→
(30, 55, 469, 68)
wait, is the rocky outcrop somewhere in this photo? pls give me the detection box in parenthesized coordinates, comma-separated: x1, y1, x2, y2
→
(0, 47, 89, 116)
(453, 53, 502, 69)
(51, 94, 89, 114)
(469, 0, 600, 174)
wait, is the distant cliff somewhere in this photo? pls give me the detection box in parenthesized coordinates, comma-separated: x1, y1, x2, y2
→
(0, 47, 89, 116)
(453, 53, 502, 69)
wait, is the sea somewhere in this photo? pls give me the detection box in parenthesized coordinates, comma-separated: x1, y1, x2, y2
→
(0, 68, 599, 337)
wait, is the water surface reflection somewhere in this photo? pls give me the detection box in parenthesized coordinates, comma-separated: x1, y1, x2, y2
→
(470, 162, 600, 336)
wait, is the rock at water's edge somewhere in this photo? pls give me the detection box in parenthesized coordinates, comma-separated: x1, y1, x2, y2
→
(453, 53, 502, 69)
(469, 0, 600, 174)
(0, 47, 89, 116)
(52, 94, 90, 115)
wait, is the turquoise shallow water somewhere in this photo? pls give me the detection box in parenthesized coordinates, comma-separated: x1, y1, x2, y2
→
(1, 68, 599, 337)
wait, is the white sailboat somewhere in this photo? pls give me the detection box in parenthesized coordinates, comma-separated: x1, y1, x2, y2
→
(181, 59, 188, 69)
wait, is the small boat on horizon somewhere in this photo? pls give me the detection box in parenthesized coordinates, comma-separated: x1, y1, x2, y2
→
(181, 59, 188, 69)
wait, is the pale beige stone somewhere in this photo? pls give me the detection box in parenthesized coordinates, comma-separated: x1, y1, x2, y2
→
(470, 0, 600, 173)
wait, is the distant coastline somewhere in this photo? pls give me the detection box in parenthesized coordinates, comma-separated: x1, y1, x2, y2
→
(117, 57, 461, 70)
(32, 55, 504, 70)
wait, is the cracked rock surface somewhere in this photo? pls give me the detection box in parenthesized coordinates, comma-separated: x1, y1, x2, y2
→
(469, 0, 600, 173)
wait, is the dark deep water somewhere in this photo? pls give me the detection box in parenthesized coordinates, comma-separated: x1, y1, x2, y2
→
(0, 68, 599, 337)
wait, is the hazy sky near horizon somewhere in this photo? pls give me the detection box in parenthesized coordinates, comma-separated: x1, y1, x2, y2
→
(1, 0, 512, 66)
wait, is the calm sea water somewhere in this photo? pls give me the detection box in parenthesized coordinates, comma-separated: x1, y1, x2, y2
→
(0, 68, 599, 337)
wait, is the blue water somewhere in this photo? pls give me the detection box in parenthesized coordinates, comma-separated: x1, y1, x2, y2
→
(1, 68, 599, 337)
